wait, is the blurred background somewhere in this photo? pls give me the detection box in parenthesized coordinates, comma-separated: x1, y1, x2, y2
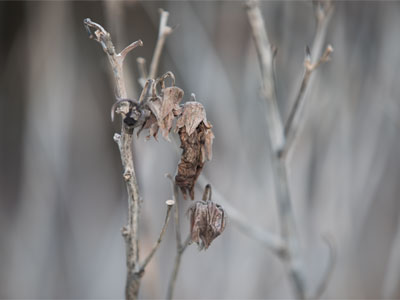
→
(1, 1, 400, 299)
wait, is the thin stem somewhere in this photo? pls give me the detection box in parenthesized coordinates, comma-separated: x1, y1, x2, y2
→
(282, 44, 333, 159)
(312, 235, 337, 299)
(245, 1, 335, 298)
(197, 175, 285, 254)
(149, 9, 174, 80)
(139, 204, 174, 272)
(167, 235, 191, 300)
(165, 174, 191, 300)
(84, 18, 143, 300)
(137, 57, 148, 88)
(282, 0, 334, 159)
(119, 40, 144, 63)
(245, 1, 305, 298)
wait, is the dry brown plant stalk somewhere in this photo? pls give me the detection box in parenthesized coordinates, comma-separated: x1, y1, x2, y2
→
(84, 14, 177, 300)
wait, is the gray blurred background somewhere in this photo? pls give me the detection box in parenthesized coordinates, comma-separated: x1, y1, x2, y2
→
(1, 1, 400, 299)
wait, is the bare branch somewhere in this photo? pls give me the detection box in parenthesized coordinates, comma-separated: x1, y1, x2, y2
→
(282, 45, 333, 159)
(312, 235, 337, 299)
(149, 9, 174, 80)
(282, 0, 334, 158)
(139, 202, 174, 272)
(166, 235, 191, 300)
(246, 1, 306, 298)
(165, 174, 192, 300)
(119, 40, 144, 63)
(166, 173, 182, 247)
(245, 0, 285, 154)
(84, 18, 142, 300)
(137, 57, 148, 88)
(197, 175, 285, 254)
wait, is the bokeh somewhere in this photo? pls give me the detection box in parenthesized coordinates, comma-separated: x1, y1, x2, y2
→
(1, 1, 400, 298)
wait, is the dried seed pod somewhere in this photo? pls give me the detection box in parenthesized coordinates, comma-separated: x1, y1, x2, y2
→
(175, 102, 214, 199)
(189, 185, 226, 250)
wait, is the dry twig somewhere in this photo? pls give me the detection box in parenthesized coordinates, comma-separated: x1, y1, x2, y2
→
(245, 0, 335, 298)
(282, 0, 334, 159)
(165, 174, 191, 300)
(137, 9, 174, 87)
(84, 16, 176, 300)
(84, 18, 143, 299)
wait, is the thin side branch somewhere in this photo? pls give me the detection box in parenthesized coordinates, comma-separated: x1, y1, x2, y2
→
(245, 1, 285, 153)
(84, 18, 143, 300)
(245, 1, 335, 298)
(246, 1, 306, 298)
(139, 203, 174, 272)
(282, 44, 333, 158)
(167, 235, 191, 300)
(282, 0, 334, 158)
(165, 174, 191, 300)
(137, 57, 148, 88)
(119, 40, 144, 63)
(312, 235, 337, 299)
(197, 175, 285, 254)
(148, 9, 174, 80)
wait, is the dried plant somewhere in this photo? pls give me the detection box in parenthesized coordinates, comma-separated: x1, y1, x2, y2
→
(84, 10, 223, 300)
(83, 1, 337, 299)
(189, 184, 226, 249)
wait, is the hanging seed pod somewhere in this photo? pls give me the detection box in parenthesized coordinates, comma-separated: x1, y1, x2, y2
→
(175, 101, 214, 199)
(189, 184, 226, 250)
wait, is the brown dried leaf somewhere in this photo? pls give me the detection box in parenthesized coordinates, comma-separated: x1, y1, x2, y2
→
(189, 200, 226, 250)
(160, 87, 184, 120)
(175, 125, 205, 200)
(175, 101, 214, 198)
(176, 102, 208, 136)
(156, 87, 183, 141)
(203, 128, 214, 161)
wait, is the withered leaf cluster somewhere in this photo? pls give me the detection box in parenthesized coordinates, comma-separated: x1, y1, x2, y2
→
(189, 191, 226, 250)
(139, 85, 184, 141)
(113, 72, 215, 201)
(175, 102, 214, 199)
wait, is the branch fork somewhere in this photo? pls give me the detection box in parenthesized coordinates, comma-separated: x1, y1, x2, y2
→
(84, 14, 176, 300)
(246, 0, 336, 298)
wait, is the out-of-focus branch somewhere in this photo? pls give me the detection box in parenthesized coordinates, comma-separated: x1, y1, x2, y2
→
(137, 9, 175, 88)
(149, 9, 174, 79)
(137, 57, 148, 88)
(245, 1, 285, 154)
(165, 174, 191, 300)
(245, 1, 336, 298)
(312, 235, 337, 299)
(246, 1, 305, 298)
(197, 175, 285, 254)
(282, 1, 334, 159)
(84, 18, 143, 300)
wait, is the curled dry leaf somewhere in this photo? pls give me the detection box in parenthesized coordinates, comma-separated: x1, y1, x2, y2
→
(189, 199, 226, 250)
(137, 86, 183, 141)
(175, 102, 214, 199)
(137, 96, 161, 140)
(158, 86, 184, 141)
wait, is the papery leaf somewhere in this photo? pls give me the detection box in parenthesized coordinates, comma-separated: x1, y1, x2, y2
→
(189, 199, 226, 250)
(176, 102, 208, 136)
